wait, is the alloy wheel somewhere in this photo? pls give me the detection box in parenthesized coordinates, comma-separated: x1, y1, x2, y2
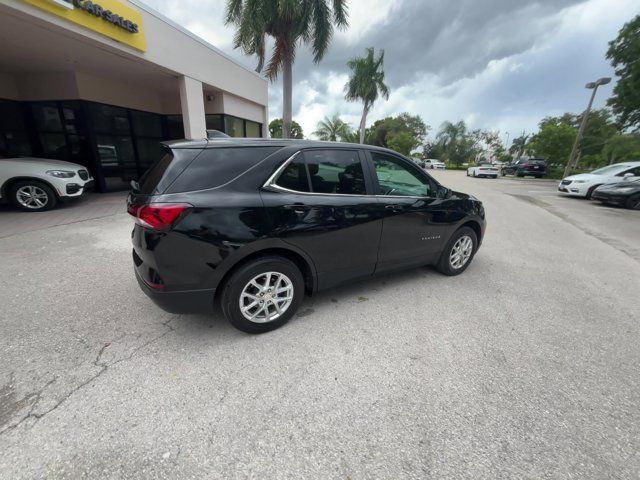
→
(449, 235, 473, 269)
(239, 272, 294, 323)
(16, 185, 49, 209)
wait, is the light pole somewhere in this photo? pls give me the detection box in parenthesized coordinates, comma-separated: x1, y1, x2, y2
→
(505, 131, 510, 150)
(563, 77, 611, 178)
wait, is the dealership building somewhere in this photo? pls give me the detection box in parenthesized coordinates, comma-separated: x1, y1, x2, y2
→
(0, 0, 269, 192)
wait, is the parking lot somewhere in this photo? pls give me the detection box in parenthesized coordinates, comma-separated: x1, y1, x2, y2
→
(1, 170, 639, 479)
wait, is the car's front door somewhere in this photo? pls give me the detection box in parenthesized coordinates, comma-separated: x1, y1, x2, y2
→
(261, 148, 382, 290)
(366, 151, 455, 273)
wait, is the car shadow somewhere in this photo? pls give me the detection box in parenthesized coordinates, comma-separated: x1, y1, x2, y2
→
(173, 265, 442, 336)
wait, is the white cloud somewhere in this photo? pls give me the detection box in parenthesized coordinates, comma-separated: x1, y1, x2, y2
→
(141, 0, 637, 141)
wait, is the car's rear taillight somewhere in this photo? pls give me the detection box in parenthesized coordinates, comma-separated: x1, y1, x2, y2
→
(127, 203, 192, 230)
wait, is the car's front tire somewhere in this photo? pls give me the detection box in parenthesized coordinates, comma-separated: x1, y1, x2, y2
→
(436, 227, 478, 276)
(626, 194, 640, 210)
(9, 180, 57, 212)
(220, 256, 305, 333)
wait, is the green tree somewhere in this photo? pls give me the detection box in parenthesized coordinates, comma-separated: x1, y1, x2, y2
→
(603, 134, 640, 164)
(269, 118, 303, 139)
(387, 131, 419, 156)
(436, 120, 480, 165)
(312, 114, 352, 141)
(225, 0, 348, 139)
(345, 47, 390, 143)
(527, 123, 576, 165)
(606, 14, 640, 131)
(368, 114, 429, 148)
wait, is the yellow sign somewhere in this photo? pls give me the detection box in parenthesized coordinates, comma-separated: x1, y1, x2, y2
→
(22, 0, 146, 52)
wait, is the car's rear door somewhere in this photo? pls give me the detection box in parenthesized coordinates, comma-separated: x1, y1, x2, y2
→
(261, 148, 382, 290)
(364, 150, 455, 273)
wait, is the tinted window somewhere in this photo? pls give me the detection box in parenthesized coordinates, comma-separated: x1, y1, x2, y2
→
(276, 156, 311, 192)
(303, 150, 366, 195)
(168, 147, 280, 193)
(372, 152, 431, 197)
(137, 148, 202, 195)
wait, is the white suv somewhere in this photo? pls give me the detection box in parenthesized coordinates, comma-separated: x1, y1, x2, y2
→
(0, 154, 94, 211)
(558, 162, 640, 199)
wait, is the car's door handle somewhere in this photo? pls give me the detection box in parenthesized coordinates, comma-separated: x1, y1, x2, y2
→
(385, 204, 404, 212)
(283, 204, 311, 214)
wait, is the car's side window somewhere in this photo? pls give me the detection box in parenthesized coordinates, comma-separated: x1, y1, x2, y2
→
(619, 166, 640, 177)
(275, 155, 311, 192)
(303, 150, 367, 195)
(371, 152, 431, 197)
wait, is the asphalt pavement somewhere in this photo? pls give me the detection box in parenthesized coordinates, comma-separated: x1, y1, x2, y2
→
(1, 171, 639, 479)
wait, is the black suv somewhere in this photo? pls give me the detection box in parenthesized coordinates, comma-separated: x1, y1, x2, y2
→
(502, 158, 546, 178)
(128, 139, 486, 333)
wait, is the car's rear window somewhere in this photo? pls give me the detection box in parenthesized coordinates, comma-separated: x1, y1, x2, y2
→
(137, 147, 202, 195)
(166, 147, 280, 193)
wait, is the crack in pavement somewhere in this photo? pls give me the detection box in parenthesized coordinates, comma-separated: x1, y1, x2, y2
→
(508, 193, 640, 262)
(0, 318, 176, 436)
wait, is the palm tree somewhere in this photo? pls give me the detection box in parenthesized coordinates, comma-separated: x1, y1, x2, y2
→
(312, 114, 351, 141)
(436, 120, 467, 148)
(225, 0, 348, 139)
(345, 47, 390, 144)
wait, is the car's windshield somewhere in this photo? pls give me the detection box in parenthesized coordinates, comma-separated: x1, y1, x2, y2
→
(591, 165, 629, 175)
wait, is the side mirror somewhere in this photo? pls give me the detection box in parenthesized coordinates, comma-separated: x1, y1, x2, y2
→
(623, 173, 634, 179)
(438, 185, 450, 199)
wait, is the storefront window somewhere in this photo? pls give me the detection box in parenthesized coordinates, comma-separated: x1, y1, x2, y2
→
(32, 103, 62, 132)
(39, 133, 67, 158)
(90, 104, 130, 134)
(96, 135, 137, 190)
(246, 121, 261, 138)
(226, 116, 245, 137)
(206, 114, 224, 132)
(136, 137, 165, 173)
(166, 115, 184, 139)
(132, 111, 162, 137)
(0, 100, 31, 156)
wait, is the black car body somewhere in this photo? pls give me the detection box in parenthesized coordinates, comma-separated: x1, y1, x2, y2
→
(591, 177, 640, 209)
(128, 139, 486, 332)
(502, 158, 546, 177)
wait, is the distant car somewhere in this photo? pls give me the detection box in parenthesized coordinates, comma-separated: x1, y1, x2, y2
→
(0, 153, 93, 211)
(467, 163, 499, 178)
(412, 158, 426, 169)
(558, 162, 640, 199)
(423, 159, 445, 170)
(591, 176, 640, 209)
(502, 158, 546, 177)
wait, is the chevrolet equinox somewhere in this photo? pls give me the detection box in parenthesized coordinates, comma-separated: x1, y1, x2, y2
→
(128, 139, 486, 333)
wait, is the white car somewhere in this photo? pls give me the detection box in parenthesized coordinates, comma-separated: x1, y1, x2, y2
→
(423, 159, 445, 170)
(558, 161, 640, 199)
(467, 163, 499, 178)
(0, 154, 94, 211)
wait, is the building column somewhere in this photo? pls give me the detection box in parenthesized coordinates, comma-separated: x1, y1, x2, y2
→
(178, 76, 206, 139)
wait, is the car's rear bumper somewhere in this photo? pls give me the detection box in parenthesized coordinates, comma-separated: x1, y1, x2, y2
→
(135, 270, 215, 314)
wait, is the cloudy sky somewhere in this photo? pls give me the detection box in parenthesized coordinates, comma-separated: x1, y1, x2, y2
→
(143, 0, 637, 145)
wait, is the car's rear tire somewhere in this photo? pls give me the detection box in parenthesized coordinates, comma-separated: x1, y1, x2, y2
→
(9, 180, 57, 212)
(626, 194, 640, 210)
(436, 227, 478, 276)
(220, 256, 305, 333)
(491, 175, 498, 179)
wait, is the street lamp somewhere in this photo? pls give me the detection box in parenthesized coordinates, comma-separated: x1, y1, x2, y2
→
(563, 77, 611, 178)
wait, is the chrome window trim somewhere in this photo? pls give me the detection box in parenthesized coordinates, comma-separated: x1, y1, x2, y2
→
(263, 149, 436, 200)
